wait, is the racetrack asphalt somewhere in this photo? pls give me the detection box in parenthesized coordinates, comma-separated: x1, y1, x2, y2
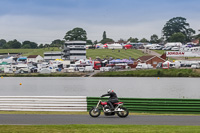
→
(0, 114, 200, 125)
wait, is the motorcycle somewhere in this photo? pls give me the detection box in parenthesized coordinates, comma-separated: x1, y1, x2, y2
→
(89, 98, 129, 118)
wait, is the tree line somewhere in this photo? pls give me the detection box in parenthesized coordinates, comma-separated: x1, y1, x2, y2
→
(63, 17, 199, 45)
(0, 16, 199, 49)
(0, 39, 65, 49)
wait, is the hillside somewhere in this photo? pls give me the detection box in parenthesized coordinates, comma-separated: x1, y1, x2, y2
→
(0, 48, 147, 59)
(86, 49, 147, 59)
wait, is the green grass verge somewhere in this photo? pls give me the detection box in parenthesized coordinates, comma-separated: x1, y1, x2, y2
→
(0, 125, 200, 133)
(2, 69, 200, 77)
(94, 69, 200, 77)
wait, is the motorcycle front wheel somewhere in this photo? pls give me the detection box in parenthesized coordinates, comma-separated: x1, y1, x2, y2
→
(116, 107, 129, 118)
(89, 107, 101, 117)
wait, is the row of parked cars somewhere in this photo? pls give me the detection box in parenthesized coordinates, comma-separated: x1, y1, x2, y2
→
(149, 45, 180, 51)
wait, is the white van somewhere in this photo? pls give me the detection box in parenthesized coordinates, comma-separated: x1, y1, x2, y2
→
(84, 66, 94, 72)
(191, 62, 200, 69)
(65, 67, 75, 72)
(136, 63, 152, 69)
(100, 67, 112, 72)
(78, 67, 85, 72)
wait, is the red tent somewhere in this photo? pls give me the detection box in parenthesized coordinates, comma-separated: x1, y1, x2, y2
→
(124, 44, 132, 49)
(103, 43, 108, 48)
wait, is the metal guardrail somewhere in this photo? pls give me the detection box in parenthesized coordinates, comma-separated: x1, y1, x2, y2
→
(0, 96, 87, 111)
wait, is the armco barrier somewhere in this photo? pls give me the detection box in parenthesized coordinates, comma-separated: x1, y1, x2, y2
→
(87, 97, 200, 114)
(0, 96, 87, 111)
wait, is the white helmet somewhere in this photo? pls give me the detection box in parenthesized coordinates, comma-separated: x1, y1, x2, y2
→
(107, 89, 112, 93)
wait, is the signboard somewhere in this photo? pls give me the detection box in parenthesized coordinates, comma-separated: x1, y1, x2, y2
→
(166, 51, 185, 57)
(166, 51, 200, 57)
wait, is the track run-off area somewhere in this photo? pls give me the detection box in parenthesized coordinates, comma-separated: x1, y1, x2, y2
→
(0, 114, 200, 125)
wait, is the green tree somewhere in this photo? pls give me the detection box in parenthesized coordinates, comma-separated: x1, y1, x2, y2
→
(94, 40, 98, 44)
(162, 17, 195, 41)
(100, 31, 114, 44)
(169, 32, 186, 43)
(158, 37, 165, 44)
(6, 39, 21, 49)
(86, 40, 93, 45)
(51, 39, 64, 47)
(22, 41, 38, 49)
(39, 44, 44, 48)
(194, 34, 200, 39)
(64, 27, 87, 41)
(150, 34, 159, 43)
(194, 34, 200, 44)
(103, 31, 107, 40)
(128, 37, 139, 43)
(140, 38, 149, 43)
(100, 38, 114, 44)
(44, 44, 50, 48)
(0, 39, 6, 48)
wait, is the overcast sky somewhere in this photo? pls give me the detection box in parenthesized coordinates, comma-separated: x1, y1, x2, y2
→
(0, 0, 200, 44)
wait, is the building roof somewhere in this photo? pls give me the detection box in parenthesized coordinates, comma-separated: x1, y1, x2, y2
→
(137, 55, 165, 62)
(137, 55, 155, 62)
(27, 55, 39, 58)
(65, 41, 86, 44)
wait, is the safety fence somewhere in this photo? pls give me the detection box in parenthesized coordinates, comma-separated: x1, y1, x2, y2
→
(0, 96, 87, 112)
(1, 96, 200, 113)
(87, 97, 200, 114)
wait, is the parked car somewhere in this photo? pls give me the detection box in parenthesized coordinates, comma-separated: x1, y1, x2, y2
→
(162, 46, 172, 50)
(149, 46, 158, 50)
(100, 67, 113, 72)
(30, 67, 38, 73)
(171, 47, 180, 51)
(191, 63, 200, 69)
(113, 65, 123, 70)
(155, 46, 164, 50)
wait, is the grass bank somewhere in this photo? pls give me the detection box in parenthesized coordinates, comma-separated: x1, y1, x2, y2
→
(152, 50, 165, 55)
(0, 48, 60, 57)
(86, 49, 147, 59)
(94, 69, 200, 77)
(0, 125, 200, 133)
(0, 48, 147, 59)
(0, 73, 85, 77)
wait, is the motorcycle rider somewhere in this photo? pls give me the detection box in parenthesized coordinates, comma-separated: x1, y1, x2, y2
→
(101, 89, 119, 111)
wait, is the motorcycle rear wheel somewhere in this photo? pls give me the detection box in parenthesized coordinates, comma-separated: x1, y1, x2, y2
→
(89, 107, 101, 117)
(116, 107, 129, 118)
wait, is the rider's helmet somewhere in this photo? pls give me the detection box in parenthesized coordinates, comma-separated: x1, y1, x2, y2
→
(107, 89, 112, 93)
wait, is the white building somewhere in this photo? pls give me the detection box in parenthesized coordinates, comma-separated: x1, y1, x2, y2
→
(44, 51, 62, 61)
(63, 41, 86, 61)
(27, 55, 44, 63)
